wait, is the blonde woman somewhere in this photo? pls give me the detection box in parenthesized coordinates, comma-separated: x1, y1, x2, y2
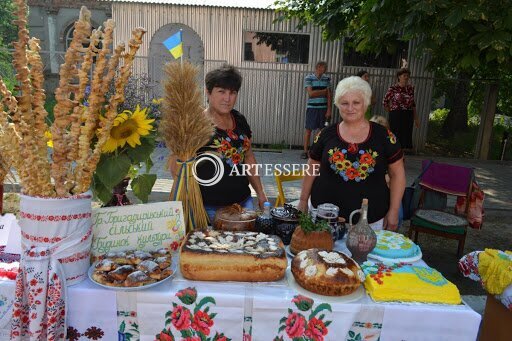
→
(298, 76, 406, 231)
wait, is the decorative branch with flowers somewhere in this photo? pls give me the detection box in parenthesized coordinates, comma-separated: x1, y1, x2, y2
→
(92, 104, 157, 205)
(156, 287, 231, 341)
(273, 295, 332, 341)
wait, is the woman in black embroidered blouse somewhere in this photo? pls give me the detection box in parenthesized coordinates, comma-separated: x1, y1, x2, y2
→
(298, 76, 406, 230)
(169, 65, 267, 223)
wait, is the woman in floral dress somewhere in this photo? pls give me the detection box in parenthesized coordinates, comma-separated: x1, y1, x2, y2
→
(170, 65, 267, 223)
(298, 76, 406, 231)
(383, 68, 419, 151)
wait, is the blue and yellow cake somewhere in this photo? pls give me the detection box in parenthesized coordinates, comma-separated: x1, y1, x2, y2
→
(369, 230, 421, 260)
(362, 261, 461, 304)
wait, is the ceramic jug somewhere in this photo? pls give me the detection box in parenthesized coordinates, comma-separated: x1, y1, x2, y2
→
(346, 198, 377, 263)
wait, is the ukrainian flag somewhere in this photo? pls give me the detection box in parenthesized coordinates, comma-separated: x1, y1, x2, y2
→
(163, 31, 183, 59)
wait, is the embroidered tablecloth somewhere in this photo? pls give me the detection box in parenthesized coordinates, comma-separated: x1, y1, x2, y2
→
(0, 261, 481, 341)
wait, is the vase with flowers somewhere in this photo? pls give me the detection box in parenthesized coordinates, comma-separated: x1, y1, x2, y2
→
(93, 104, 158, 206)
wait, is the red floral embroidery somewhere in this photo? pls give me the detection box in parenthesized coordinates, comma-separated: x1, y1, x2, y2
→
(305, 317, 328, 341)
(192, 310, 214, 335)
(275, 295, 332, 340)
(20, 212, 91, 222)
(156, 287, 231, 340)
(285, 313, 306, 338)
(21, 232, 62, 244)
(347, 143, 358, 154)
(59, 251, 90, 264)
(171, 306, 191, 330)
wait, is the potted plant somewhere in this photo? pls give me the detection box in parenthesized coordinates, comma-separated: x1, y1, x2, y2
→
(289, 212, 334, 255)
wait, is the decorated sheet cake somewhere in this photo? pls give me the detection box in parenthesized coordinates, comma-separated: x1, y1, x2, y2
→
(362, 261, 461, 304)
(368, 230, 421, 261)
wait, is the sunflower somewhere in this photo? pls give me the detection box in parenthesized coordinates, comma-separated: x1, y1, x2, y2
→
(102, 105, 154, 153)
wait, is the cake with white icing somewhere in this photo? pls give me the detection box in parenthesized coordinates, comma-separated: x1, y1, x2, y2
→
(291, 248, 364, 296)
(370, 230, 421, 259)
(180, 230, 287, 282)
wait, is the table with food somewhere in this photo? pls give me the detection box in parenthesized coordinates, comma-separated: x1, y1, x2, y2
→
(0, 201, 482, 340)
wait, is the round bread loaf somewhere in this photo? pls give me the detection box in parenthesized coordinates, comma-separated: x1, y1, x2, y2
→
(291, 248, 365, 296)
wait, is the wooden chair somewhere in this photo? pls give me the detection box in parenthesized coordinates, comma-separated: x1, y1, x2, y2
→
(274, 170, 304, 207)
(408, 161, 474, 257)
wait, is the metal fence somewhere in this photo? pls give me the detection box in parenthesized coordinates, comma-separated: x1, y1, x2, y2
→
(3, 49, 503, 156)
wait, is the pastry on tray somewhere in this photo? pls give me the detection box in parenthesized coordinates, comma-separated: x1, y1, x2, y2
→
(91, 248, 174, 288)
(291, 248, 365, 296)
(180, 230, 287, 282)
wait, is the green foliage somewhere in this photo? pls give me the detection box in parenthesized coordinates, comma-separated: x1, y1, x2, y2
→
(0, 0, 17, 46)
(274, 0, 512, 76)
(426, 108, 512, 160)
(298, 212, 330, 233)
(430, 108, 450, 122)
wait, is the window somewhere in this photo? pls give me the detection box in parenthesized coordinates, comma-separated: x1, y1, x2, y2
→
(243, 31, 310, 64)
(64, 25, 75, 51)
(64, 24, 100, 51)
(343, 38, 408, 68)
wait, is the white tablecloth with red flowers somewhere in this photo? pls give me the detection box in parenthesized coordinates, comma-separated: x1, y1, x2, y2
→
(0, 265, 481, 341)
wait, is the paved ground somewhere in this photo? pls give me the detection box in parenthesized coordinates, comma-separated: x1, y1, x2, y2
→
(145, 146, 512, 315)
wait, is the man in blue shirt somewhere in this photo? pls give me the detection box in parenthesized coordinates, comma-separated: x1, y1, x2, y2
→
(302, 61, 331, 159)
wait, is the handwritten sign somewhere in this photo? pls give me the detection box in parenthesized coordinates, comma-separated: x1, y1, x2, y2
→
(91, 201, 185, 261)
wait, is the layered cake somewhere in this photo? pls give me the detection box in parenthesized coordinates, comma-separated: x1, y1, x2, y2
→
(180, 230, 287, 282)
(362, 261, 461, 304)
(291, 249, 365, 296)
(369, 230, 421, 260)
(91, 248, 173, 287)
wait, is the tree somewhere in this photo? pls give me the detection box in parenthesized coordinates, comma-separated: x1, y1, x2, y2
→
(274, 0, 512, 155)
(0, 0, 17, 90)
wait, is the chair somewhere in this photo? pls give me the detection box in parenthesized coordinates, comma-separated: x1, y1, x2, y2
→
(408, 161, 474, 257)
(274, 170, 304, 207)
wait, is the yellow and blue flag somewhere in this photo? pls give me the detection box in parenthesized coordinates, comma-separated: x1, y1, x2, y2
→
(163, 31, 183, 59)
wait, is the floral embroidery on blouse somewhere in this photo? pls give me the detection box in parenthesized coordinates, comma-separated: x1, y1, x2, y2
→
(213, 133, 250, 167)
(387, 130, 397, 144)
(328, 147, 378, 182)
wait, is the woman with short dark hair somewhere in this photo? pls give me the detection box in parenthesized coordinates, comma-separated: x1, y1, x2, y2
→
(170, 65, 267, 223)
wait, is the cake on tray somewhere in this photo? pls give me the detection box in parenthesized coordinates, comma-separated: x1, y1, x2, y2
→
(369, 230, 421, 260)
(362, 261, 461, 304)
(291, 249, 365, 296)
(180, 230, 287, 282)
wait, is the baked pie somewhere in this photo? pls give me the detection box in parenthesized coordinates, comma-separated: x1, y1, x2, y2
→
(180, 230, 287, 282)
(291, 249, 365, 296)
(91, 248, 174, 288)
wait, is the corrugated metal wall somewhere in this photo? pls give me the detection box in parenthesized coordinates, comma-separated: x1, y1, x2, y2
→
(112, 2, 433, 149)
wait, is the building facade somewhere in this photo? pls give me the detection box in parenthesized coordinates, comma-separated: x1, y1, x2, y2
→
(27, 0, 433, 149)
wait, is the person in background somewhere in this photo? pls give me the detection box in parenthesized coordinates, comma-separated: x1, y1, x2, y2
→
(357, 70, 377, 119)
(298, 76, 406, 231)
(383, 68, 419, 152)
(302, 61, 332, 159)
(169, 65, 267, 223)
